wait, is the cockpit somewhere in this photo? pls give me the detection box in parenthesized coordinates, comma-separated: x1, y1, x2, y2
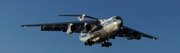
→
(111, 16, 122, 20)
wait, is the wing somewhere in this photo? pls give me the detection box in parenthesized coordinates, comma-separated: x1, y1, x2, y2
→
(117, 26, 158, 40)
(21, 20, 100, 33)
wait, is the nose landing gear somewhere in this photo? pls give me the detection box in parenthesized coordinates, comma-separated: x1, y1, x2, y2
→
(84, 40, 95, 46)
(101, 42, 112, 47)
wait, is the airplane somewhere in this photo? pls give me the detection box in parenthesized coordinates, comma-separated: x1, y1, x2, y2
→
(21, 14, 158, 47)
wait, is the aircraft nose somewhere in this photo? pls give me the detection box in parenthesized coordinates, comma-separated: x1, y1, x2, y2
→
(114, 20, 122, 29)
(115, 20, 121, 25)
(79, 33, 90, 42)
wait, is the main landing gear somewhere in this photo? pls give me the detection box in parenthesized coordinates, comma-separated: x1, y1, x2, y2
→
(101, 42, 112, 47)
(84, 40, 95, 46)
(84, 40, 112, 47)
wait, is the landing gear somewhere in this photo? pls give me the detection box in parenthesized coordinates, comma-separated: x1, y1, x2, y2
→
(84, 40, 95, 46)
(109, 35, 116, 39)
(101, 42, 112, 47)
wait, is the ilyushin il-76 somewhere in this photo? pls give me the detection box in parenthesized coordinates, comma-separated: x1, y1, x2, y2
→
(21, 14, 158, 47)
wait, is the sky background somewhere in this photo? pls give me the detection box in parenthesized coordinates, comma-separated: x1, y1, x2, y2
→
(0, 0, 180, 53)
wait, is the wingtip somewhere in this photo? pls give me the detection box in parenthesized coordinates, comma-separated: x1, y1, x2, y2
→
(58, 14, 61, 16)
(152, 38, 158, 40)
(21, 25, 26, 28)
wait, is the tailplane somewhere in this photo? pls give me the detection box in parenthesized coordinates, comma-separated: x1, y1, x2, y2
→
(58, 14, 98, 21)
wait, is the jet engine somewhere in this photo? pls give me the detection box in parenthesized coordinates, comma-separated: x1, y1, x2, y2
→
(85, 24, 91, 31)
(122, 28, 131, 35)
(66, 23, 77, 34)
(122, 28, 134, 40)
(132, 32, 141, 40)
(122, 28, 142, 40)
(81, 23, 92, 33)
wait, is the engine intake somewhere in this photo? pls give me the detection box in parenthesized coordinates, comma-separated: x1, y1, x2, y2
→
(122, 28, 130, 35)
(132, 32, 141, 40)
(81, 24, 92, 33)
(85, 25, 91, 31)
(66, 23, 77, 34)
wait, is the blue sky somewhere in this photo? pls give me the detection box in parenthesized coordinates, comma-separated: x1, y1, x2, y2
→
(0, 0, 180, 53)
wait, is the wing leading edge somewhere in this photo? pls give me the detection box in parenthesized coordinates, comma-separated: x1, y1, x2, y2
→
(21, 20, 98, 27)
(21, 20, 99, 33)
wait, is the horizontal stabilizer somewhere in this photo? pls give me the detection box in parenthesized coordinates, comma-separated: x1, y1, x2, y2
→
(58, 14, 98, 20)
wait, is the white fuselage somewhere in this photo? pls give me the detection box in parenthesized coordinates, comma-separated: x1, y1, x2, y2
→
(79, 18, 122, 44)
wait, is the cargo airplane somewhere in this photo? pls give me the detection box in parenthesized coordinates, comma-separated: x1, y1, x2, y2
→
(21, 14, 158, 47)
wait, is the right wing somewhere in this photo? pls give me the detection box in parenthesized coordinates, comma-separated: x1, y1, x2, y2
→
(21, 20, 100, 33)
(117, 26, 158, 40)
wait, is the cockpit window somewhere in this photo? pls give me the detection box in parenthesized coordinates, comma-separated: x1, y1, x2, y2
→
(112, 16, 121, 20)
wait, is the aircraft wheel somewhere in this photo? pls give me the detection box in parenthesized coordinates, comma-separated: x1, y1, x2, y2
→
(84, 43, 92, 46)
(108, 42, 112, 46)
(104, 43, 109, 47)
(106, 42, 112, 46)
(88, 41, 95, 45)
(111, 36, 115, 39)
(85, 40, 95, 46)
(84, 42, 88, 46)
(105, 45, 109, 47)
(101, 44, 105, 47)
(88, 44, 92, 46)
(101, 42, 112, 47)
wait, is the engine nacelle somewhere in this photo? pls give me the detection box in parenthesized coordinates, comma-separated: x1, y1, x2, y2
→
(125, 31, 142, 40)
(81, 23, 92, 33)
(132, 32, 141, 40)
(122, 28, 136, 40)
(85, 24, 92, 31)
(66, 23, 77, 34)
(122, 28, 131, 35)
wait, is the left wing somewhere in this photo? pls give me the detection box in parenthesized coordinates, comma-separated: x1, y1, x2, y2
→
(21, 20, 100, 33)
(117, 26, 158, 40)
